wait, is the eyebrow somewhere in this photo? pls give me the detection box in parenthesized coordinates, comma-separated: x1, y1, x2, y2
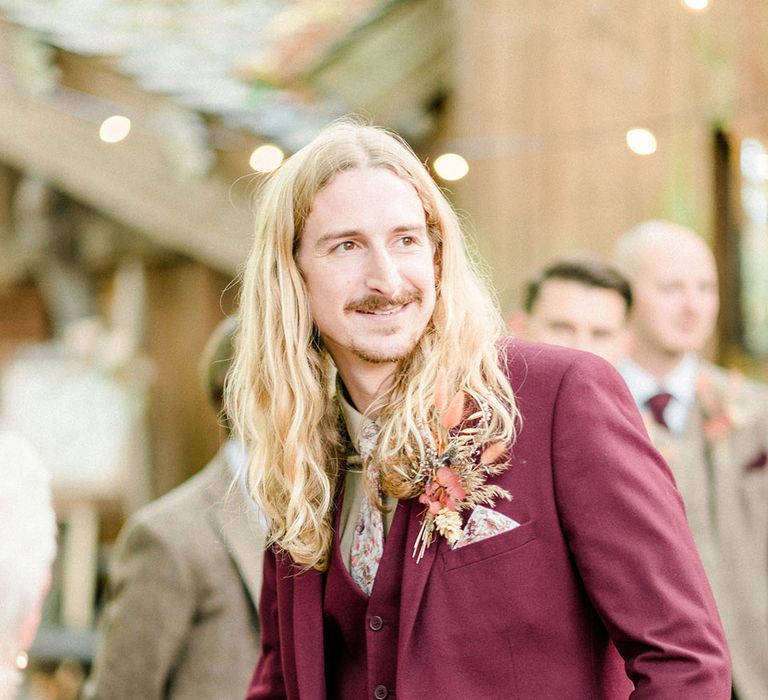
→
(314, 223, 426, 250)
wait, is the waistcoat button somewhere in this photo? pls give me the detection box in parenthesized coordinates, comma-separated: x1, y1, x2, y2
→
(373, 684, 388, 699)
(369, 615, 384, 631)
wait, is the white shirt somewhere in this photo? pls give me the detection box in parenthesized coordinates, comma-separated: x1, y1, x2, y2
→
(337, 388, 396, 568)
(618, 354, 700, 435)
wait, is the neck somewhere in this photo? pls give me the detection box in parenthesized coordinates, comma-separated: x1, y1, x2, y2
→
(336, 362, 397, 416)
(628, 343, 686, 381)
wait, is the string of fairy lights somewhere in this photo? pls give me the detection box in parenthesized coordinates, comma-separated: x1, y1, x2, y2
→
(93, 0, 720, 182)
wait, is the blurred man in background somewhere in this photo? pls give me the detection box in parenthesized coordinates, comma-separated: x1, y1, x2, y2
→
(615, 220, 768, 700)
(0, 432, 57, 700)
(83, 317, 264, 700)
(521, 256, 632, 365)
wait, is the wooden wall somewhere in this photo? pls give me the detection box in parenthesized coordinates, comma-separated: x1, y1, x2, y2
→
(445, 0, 768, 314)
(145, 262, 237, 496)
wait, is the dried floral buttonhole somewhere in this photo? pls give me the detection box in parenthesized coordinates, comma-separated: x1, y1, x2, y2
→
(411, 368, 511, 562)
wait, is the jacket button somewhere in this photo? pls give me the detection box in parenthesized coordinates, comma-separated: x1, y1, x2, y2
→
(369, 615, 384, 631)
(373, 685, 388, 699)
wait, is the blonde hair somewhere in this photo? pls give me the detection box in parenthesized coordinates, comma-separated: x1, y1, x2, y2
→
(227, 119, 519, 570)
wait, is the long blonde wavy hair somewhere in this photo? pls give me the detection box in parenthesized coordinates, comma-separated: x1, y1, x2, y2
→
(226, 119, 519, 570)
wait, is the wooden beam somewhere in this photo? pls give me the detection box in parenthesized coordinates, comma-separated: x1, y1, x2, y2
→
(0, 29, 252, 274)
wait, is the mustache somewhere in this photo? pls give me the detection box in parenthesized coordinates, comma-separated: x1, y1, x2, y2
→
(345, 291, 422, 313)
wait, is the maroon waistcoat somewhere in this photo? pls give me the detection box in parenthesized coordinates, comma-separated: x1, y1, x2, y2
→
(323, 497, 409, 700)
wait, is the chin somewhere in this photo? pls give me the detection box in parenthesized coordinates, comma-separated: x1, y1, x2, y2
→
(352, 346, 413, 365)
(351, 336, 422, 365)
(662, 343, 699, 357)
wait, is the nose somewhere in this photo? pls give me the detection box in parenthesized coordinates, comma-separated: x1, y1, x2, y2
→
(365, 247, 402, 297)
(681, 285, 704, 316)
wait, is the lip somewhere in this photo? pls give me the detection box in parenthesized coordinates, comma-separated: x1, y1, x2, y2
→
(354, 302, 410, 317)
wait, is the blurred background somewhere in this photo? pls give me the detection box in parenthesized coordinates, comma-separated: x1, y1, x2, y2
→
(0, 0, 766, 696)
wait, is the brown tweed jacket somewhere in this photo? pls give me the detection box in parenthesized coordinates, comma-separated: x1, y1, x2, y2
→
(83, 445, 265, 700)
(641, 361, 768, 700)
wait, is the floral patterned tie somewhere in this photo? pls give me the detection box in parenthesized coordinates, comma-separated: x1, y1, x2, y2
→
(350, 419, 383, 596)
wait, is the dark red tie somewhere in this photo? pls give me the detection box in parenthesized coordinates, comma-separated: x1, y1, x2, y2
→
(646, 392, 672, 429)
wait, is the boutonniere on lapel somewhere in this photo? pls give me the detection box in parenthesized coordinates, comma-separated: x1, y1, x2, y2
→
(696, 368, 744, 442)
(410, 369, 511, 563)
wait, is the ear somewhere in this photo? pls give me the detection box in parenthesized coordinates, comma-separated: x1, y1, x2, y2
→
(506, 311, 528, 338)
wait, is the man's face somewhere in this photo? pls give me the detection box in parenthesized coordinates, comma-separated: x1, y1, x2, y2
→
(526, 278, 629, 365)
(629, 236, 719, 359)
(296, 166, 437, 377)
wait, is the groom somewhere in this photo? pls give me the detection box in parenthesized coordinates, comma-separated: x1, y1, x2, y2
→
(227, 121, 731, 699)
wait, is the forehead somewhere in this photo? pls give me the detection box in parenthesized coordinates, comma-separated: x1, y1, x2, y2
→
(637, 236, 717, 282)
(536, 279, 627, 321)
(305, 166, 425, 231)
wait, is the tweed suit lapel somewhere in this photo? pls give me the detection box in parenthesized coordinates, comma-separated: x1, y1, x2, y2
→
(697, 362, 763, 529)
(204, 451, 266, 607)
(699, 365, 727, 518)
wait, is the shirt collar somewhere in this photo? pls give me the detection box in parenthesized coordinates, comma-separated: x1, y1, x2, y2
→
(663, 354, 700, 407)
(223, 437, 269, 528)
(618, 353, 700, 408)
(223, 437, 247, 478)
(338, 383, 366, 454)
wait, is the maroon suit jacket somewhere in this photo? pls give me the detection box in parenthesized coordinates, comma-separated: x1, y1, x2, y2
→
(248, 340, 731, 699)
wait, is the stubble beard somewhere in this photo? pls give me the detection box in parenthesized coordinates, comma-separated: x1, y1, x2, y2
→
(344, 291, 426, 365)
(349, 340, 418, 365)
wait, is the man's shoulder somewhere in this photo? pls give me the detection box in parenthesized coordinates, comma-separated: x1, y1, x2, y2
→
(697, 360, 768, 440)
(699, 359, 768, 401)
(499, 336, 588, 368)
(499, 337, 615, 390)
(121, 455, 227, 541)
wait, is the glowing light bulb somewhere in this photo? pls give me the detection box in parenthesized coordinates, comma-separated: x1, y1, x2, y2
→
(99, 115, 131, 143)
(433, 153, 469, 181)
(682, 0, 709, 11)
(626, 128, 657, 155)
(249, 144, 284, 173)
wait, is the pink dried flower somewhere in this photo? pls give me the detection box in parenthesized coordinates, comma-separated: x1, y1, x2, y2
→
(442, 390, 465, 430)
(433, 367, 448, 412)
(418, 467, 466, 514)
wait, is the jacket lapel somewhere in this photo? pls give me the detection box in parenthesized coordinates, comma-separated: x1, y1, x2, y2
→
(292, 565, 327, 700)
(398, 498, 440, 654)
(206, 453, 266, 607)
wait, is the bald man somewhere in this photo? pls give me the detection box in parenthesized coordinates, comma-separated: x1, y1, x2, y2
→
(615, 220, 768, 700)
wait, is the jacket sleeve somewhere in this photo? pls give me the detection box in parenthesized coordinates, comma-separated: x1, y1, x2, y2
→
(245, 546, 287, 699)
(551, 352, 731, 699)
(82, 518, 196, 700)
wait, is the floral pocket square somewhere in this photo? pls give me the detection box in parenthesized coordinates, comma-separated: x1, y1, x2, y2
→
(453, 505, 520, 549)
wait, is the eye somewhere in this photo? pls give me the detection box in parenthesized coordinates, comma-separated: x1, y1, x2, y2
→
(400, 235, 415, 246)
(334, 240, 357, 252)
